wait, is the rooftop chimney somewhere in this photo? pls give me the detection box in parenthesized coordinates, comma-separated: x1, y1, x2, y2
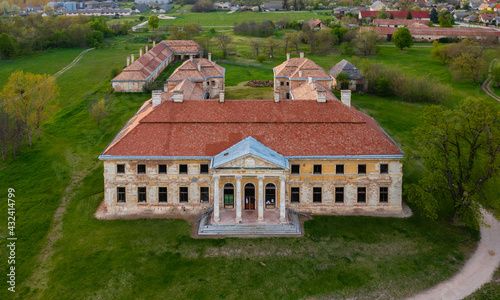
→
(316, 87, 326, 103)
(274, 91, 280, 102)
(286, 53, 290, 61)
(190, 56, 193, 62)
(145, 45, 148, 53)
(153, 41, 156, 47)
(208, 53, 212, 61)
(173, 90, 183, 102)
(300, 52, 304, 58)
(139, 49, 143, 57)
(152, 90, 162, 108)
(341, 90, 351, 108)
(219, 91, 225, 103)
(131, 54, 135, 62)
(299, 70, 302, 77)
(197, 63, 201, 72)
(126, 57, 130, 67)
(164, 83, 168, 92)
(308, 76, 313, 84)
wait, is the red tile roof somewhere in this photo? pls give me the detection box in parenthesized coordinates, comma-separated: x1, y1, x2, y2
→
(360, 10, 430, 19)
(168, 58, 224, 81)
(102, 99, 403, 158)
(361, 26, 500, 37)
(112, 40, 203, 82)
(274, 57, 331, 80)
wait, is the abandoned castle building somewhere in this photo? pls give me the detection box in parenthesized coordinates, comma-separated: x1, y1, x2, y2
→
(99, 51, 403, 225)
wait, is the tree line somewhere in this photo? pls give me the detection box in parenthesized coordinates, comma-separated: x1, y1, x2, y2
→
(431, 39, 488, 84)
(0, 71, 59, 161)
(0, 14, 131, 60)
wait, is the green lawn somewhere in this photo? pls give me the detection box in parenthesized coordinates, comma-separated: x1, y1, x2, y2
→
(1, 33, 499, 299)
(159, 11, 318, 26)
(465, 267, 500, 299)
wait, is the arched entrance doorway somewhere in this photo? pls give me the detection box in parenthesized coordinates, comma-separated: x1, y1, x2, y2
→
(223, 183, 234, 208)
(244, 183, 256, 210)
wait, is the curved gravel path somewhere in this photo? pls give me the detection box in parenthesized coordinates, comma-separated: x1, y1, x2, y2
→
(408, 209, 500, 300)
(481, 58, 500, 102)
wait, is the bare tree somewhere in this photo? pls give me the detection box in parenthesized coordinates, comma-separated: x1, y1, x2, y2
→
(301, 23, 317, 54)
(265, 36, 280, 58)
(283, 31, 300, 55)
(249, 39, 261, 56)
(215, 32, 234, 59)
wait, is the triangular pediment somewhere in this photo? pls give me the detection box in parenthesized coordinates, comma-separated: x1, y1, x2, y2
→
(211, 136, 288, 169)
(214, 154, 286, 169)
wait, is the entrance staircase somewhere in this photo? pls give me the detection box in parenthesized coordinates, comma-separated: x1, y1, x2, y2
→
(198, 211, 301, 236)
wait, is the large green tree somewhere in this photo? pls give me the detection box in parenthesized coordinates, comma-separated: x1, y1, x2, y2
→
(148, 15, 159, 31)
(392, 27, 413, 50)
(406, 98, 500, 229)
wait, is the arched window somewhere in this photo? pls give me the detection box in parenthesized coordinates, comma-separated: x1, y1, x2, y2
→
(223, 183, 234, 208)
(265, 183, 276, 208)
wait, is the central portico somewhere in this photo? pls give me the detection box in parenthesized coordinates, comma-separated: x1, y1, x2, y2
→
(211, 137, 288, 224)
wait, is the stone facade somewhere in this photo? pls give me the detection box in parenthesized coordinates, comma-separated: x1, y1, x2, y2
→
(101, 156, 402, 218)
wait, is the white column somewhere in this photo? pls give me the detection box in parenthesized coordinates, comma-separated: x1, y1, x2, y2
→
(279, 175, 286, 223)
(213, 175, 220, 222)
(258, 175, 264, 221)
(236, 175, 242, 222)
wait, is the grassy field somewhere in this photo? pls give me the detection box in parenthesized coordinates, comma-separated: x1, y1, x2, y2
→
(159, 10, 318, 26)
(0, 30, 499, 299)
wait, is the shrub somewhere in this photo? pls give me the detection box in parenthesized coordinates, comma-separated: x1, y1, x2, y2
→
(256, 55, 267, 63)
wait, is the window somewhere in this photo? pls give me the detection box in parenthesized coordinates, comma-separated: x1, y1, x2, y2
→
(380, 187, 388, 203)
(291, 164, 300, 174)
(357, 187, 366, 203)
(137, 164, 146, 174)
(158, 164, 167, 174)
(335, 187, 344, 203)
(314, 164, 322, 174)
(313, 187, 322, 203)
(200, 164, 209, 174)
(280, 81, 284, 86)
(358, 164, 366, 174)
(207, 81, 210, 86)
(138, 187, 146, 203)
(291, 187, 300, 203)
(117, 164, 125, 174)
(286, 81, 289, 86)
(200, 187, 209, 203)
(380, 164, 389, 174)
(179, 164, 188, 174)
(286, 92, 290, 99)
(265, 183, 276, 207)
(223, 183, 234, 208)
(179, 187, 188, 203)
(159, 187, 167, 203)
(211, 80, 215, 86)
(336, 164, 344, 174)
(117, 187, 126, 203)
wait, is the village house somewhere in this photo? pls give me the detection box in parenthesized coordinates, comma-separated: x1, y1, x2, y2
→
(112, 40, 203, 93)
(372, 19, 429, 27)
(329, 59, 367, 92)
(479, 14, 497, 24)
(273, 53, 332, 101)
(99, 55, 404, 230)
(166, 54, 225, 100)
(306, 18, 327, 30)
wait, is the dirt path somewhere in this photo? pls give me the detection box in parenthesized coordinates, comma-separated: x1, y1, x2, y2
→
(52, 48, 94, 78)
(481, 58, 500, 102)
(408, 209, 500, 300)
